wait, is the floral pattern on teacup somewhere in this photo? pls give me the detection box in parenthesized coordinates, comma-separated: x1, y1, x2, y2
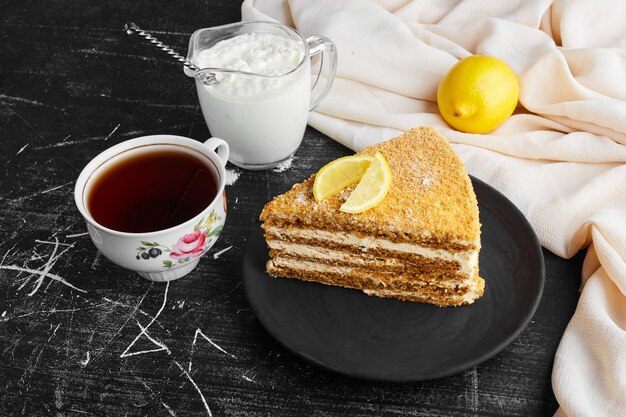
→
(135, 209, 224, 268)
(170, 230, 206, 261)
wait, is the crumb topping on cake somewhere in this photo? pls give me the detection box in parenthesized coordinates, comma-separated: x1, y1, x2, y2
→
(260, 126, 480, 247)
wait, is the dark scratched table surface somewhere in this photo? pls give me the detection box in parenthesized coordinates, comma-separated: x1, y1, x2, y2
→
(1, 1, 583, 416)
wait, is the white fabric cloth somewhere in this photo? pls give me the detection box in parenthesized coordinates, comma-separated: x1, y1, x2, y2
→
(241, 0, 626, 415)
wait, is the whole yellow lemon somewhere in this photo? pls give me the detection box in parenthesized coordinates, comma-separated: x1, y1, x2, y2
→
(437, 55, 519, 134)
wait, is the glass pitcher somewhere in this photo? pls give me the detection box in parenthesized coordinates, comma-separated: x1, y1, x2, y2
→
(185, 21, 337, 170)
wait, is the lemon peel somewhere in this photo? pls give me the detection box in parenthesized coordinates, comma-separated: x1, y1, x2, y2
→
(437, 55, 519, 134)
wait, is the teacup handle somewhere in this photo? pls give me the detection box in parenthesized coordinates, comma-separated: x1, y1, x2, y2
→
(307, 35, 338, 111)
(204, 137, 230, 167)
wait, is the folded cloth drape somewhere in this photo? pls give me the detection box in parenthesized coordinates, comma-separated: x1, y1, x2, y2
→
(242, 0, 626, 415)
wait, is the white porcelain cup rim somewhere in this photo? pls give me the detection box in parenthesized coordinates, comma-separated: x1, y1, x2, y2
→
(74, 134, 230, 237)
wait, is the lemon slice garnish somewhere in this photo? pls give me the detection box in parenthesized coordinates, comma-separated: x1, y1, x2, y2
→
(339, 152, 392, 214)
(313, 155, 373, 202)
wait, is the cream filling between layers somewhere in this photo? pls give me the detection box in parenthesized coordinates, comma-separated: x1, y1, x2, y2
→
(269, 257, 472, 290)
(265, 226, 479, 276)
(363, 288, 481, 304)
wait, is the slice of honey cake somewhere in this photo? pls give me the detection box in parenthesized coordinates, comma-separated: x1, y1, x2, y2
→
(259, 127, 484, 307)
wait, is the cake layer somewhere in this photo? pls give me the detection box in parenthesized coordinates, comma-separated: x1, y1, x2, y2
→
(264, 226, 478, 276)
(269, 256, 477, 290)
(270, 255, 469, 290)
(363, 286, 484, 306)
(267, 258, 484, 307)
(267, 241, 469, 283)
(264, 224, 477, 252)
(259, 127, 481, 246)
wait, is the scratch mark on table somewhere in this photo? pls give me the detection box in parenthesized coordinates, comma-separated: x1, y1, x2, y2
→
(162, 401, 177, 416)
(11, 181, 73, 203)
(3, 262, 85, 295)
(21, 323, 61, 385)
(90, 251, 101, 270)
(99, 94, 198, 111)
(104, 123, 121, 141)
(0, 21, 124, 32)
(206, 282, 241, 305)
(2, 334, 24, 360)
(102, 297, 150, 317)
(9, 122, 79, 167)
(0, 93, 65, 112)
(134, 375, 177, 416)
(188, 328, 236, 372)
(16, 143, 29, 155)
(2, 237, 84, 296)
(75, 48, 167, 62)
(174, 360, 212, 416)
(464, 367, 479, 413)
(20, 239, 62, 294)
(28, 251, 46, 261)
(33, 124, 195, 149)
(121, 320, 171, 357)
(80, 351, 91, 367)
(1, 241, 21, 266)
(54, 374, 66, 410)
(1, 303, 107, 322)
(212, 245, 232, 259)
(0, 21, 191, 37)
(34, 239, 74, 247)
(68, 408, 94, 415)
(65, 293, 76, 358)
(242, 348, 274, 383)
(34, 137, 97, 149)
(66, 232, 89, 238)
(6, 108, 47, 141)
(120, 282, 170, 358)
(94, 285, 152, 357)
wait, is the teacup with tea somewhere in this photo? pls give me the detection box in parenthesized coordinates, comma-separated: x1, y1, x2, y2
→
(74, 135, 229, 281)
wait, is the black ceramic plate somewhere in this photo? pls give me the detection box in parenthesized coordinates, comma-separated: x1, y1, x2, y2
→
(243, 176, 544, 382)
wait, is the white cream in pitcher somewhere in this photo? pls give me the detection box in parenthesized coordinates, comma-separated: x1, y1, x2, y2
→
(195, 32, 310, 168)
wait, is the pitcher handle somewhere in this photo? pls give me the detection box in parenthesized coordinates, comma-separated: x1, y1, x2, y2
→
(204, 137, 230, 167)
(306, 35, 337, 111)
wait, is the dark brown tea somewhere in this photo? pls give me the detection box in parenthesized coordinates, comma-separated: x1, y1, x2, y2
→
(87, 147, 218, 233)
